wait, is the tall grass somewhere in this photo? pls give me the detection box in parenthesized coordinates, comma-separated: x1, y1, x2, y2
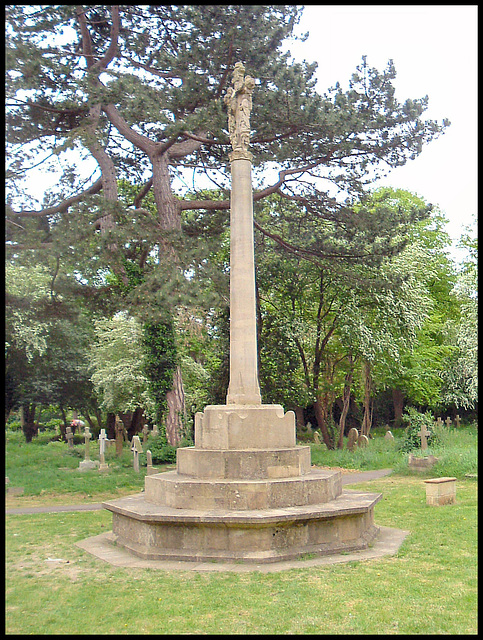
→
(307, 424, 477, 479)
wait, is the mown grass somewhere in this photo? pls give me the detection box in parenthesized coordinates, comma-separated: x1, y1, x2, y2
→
(5, 424, 478, 634)
(5, 475, 477, 634)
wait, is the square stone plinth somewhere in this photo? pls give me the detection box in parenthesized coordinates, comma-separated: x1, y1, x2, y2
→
(194, 404, 296, 450)
(424, 477, 457, 505)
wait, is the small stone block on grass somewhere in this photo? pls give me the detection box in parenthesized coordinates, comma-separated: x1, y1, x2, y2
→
(424, 477, 457, 506)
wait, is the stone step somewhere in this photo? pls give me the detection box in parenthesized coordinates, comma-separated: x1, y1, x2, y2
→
(102, 489, 382, 564)
(176, 446, 311, 479)
(144, 468, 342, 510)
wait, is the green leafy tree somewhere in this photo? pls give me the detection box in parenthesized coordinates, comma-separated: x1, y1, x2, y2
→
(440, 224, 477, 410)
(6, 6, 449, 429)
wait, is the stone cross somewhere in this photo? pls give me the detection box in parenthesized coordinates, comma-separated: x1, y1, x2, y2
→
(224, 62, 261, 405)
(115, 416, 124, 457)
(445, 417, 452, 429)
(65, 426, 74, 449)
(435, 417, 444, 429)
(84, 426, 92, 460)
(347, 428, 359, 452)
(142, 424, 149, 445)
(98, 428, 109, 471)
(455, 415, 461, 428)
(418, 424, 431, 450)
(131, 436, 143, 473)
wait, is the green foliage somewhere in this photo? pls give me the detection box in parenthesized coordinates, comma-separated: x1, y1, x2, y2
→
(140, 432, 186, 465)
(141, 318, 177, 430)
(398, 406, 439, 453)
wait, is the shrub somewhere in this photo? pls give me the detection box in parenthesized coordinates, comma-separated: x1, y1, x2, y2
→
(398, 407, 440, 453)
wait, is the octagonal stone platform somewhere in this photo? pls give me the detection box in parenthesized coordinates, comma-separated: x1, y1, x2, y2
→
(102, 405, 383, 564)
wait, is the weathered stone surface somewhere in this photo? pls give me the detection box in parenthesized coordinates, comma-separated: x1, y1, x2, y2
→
(424, 477, 456, 506)
(103, 489, 382, 564)
(176, 446, 311, 479)
(194, 404, 296, 450)
(144, 468, 341, 510)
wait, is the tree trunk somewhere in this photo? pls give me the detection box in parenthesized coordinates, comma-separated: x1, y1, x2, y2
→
(392, 388, 405, 427)
(105, 412, 116, 440)
(338, 356, 354, 448)
(21, 403, 37, 443)
(294, 406, 305, 431)
(361, 360, 373, 437)
(165, 365, 186, 446)
(314, 397, 334, 449)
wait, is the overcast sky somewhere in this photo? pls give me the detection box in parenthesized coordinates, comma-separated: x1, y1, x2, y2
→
(284, 5, 477, 263)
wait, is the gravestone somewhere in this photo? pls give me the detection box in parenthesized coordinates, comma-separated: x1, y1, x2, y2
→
(347, 428, 359, 451)
(418, 424, 431, 450)
(444, 417, 452, 429)
(65, 426, 74, 449)
(435, 417, 444, 429)
(115, 416, 124, 457)
(146, 450, 157, 476)
(313, 431, 321, 445)
(358, 434, 369, 448)
(131, 436, 143, 473)
(455, 415, 461, 429)
(384, 430, 395, 441)
(142, 424, 149, 445)
(152, 424, 159, 437)
(98, 428, 109, 472)
(424, 477, 456, 506)
(78, 426, 98, 471)
(408, 453, 439, 472)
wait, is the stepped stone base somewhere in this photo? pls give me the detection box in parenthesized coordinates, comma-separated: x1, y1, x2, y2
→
(102, 403, 383, 565)
(103, 489, 381, 563)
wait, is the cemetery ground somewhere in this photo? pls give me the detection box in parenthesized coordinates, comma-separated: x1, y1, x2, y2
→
(5, 425, 477, 635)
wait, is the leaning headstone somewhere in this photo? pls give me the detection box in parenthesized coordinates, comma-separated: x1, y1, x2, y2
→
(313, 431, 322, 445)
(146, 450, 157, 476)
(65, 426, 74, 449)
(131, 436, 143, 473)
(358, 434, 369, 448)
(347, 428, 359, 451)
(98, 428, 109, 472)
(444, 417, 452, 429)
(384, 430, 395, 441)
(417, 424, 431, 450)
(78, 426, 98, 471)
(115, 416, 124, 457)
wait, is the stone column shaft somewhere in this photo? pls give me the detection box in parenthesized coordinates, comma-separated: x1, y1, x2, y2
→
(226, 150, 261, 405)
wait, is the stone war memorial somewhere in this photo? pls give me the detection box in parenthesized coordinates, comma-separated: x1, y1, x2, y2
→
(87, 62, 393, 566)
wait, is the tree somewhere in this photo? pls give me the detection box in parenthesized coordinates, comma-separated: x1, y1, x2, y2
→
(5, 262, 99, 440)
(6, 6, 449, 429)
(89, 311, 152, 438)
(440, 224, 478, 410)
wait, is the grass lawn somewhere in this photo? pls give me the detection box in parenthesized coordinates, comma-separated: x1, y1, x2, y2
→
(5, 426, 478, 634)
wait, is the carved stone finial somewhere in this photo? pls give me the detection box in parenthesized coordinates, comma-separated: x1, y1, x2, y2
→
(224, 62, 256, 153)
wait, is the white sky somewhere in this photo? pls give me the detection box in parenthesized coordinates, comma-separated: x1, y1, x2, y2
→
(285, 5, 477, 262)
